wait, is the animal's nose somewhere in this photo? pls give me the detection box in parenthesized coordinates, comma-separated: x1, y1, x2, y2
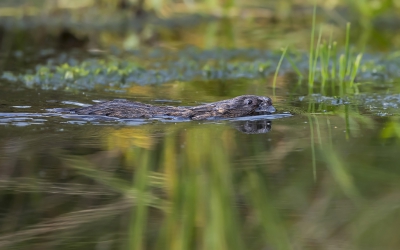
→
(266, 105, 276, 113)
(255, 105, 276, 113)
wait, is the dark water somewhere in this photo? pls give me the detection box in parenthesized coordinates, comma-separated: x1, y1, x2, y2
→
(1, 17, 400, 250)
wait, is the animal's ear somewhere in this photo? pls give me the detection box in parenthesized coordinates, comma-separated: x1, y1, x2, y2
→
(245, 99, 253, 105)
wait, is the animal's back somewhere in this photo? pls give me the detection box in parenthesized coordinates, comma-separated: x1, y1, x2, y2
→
(73, 99, 192, 119)
(69, 95, 276, 120)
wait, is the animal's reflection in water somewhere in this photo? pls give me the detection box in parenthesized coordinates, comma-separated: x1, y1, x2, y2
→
(233, 120, 272, 134)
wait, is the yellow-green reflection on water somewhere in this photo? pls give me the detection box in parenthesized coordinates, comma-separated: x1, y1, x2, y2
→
(2, 108, 400, 249)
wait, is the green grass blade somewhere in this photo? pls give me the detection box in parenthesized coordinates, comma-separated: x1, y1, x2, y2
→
(308, 4, 317, 88)
(272, 47, 288, 98)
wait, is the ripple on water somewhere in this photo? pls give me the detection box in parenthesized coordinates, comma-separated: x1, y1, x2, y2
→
(12, 106, 32, 108)
(227, 113, 292, 121)
(0, 114, 49, 126)
(0, 111, 292, 127)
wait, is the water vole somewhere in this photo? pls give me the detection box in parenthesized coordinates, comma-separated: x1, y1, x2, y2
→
(71, 95, 276, 120)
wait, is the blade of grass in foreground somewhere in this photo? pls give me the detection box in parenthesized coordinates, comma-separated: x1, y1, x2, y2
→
(321, 146, 361, 201)
(246, 172, 291, 250)
(206, 138, 243, 250)
(157, 134, 197, 250)
(129, 150, 150, 250)
(66, 156, 164, 209)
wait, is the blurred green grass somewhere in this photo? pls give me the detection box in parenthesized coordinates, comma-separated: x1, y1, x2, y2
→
(0, 0, 399, 25)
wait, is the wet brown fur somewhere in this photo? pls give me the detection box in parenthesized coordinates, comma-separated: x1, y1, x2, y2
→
(71, 95, 275, 120)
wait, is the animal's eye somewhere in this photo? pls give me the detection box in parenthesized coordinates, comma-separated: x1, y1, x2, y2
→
(246, 99, 253, 105)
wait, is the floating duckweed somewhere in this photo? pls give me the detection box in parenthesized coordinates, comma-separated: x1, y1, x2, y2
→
(0, 47, 393, 92)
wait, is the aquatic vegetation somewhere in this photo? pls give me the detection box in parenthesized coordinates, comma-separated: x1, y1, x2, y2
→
(1, 48, 280, 90)
(294, 93, 400, 116)
(0, 46, 394, 94)
(302, 4, 363, 99)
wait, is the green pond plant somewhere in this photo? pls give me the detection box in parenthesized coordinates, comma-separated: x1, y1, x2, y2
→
(306, 7, 363, 98)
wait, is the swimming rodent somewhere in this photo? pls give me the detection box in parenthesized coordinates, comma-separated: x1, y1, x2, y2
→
(70, 95, 276, 120)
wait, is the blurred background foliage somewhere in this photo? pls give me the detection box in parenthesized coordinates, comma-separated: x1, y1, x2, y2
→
(0, 0, 399, 51)
(1, 0, 400, 21)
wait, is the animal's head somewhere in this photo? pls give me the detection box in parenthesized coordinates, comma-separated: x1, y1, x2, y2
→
(234, 95, 276, 114)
